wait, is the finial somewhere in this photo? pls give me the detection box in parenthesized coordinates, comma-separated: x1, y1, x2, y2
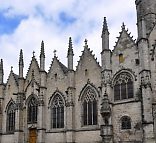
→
(33, 51, 35, 57)
(102, 17, 109, 36)
(0, 59, 3, 66)
(69, 37, 72, 49)
(19, 49, 24, 65)
(0, 59, 3, 71)
(40, 40, 45, 58)
(84, 39, 88, 48)
(121, 22, 125, 30)
(11, 66, 13, 71)
(103, 17, 108, 30)
(53, 49, 57, 57)
(67, 37, 74, 57)
(41, 40, 44, 47)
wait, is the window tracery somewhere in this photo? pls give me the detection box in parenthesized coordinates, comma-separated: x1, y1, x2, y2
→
(114, 73, 134, 101)
(51, 94, 64, 128)
(27, 97, 38, 124)
(81, 87, 97, 126)
(7, 103, 16, 132)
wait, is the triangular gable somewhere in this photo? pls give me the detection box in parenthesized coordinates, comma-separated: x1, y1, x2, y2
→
(24, 78, 40, 98)
(76, 45, 101, 71)
(6, 70, 19, 91)
(48, 56, 68, 77)
(113, 24, 136, 54)
(25, 56, 40, 84)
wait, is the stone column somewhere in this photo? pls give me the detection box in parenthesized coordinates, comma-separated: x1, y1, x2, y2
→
(66, 87, 75, 143)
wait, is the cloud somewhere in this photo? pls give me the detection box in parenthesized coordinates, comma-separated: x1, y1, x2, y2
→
(0, 0, 137, 82)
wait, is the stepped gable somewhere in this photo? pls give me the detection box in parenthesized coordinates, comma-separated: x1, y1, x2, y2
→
(48, 55, 68, 76)
(76, 39, 100, 70)
(25, 52, 40, 80)
(113, 23, 136, 53)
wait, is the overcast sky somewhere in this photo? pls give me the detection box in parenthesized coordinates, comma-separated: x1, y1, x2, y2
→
(0, 0, 137, 82)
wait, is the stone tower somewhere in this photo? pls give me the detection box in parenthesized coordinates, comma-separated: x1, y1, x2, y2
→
(136, 0, 156, 142)
(135, 0, 156, 38)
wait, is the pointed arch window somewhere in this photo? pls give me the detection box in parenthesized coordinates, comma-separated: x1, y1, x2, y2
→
(81, 87, 97, 126)
(27, 97, 38, 124)
(51, 94, 64, 128)
(7, 103, 16, 132)
(121, 116, 131, 130)
(114, 73, 134, 101)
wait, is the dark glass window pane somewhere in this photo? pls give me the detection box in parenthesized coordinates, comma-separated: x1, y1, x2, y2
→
(83, 101, 87, 125)
(60, 107, 64, 128)
(7, 103, 15, 132)
(93, 100, 97, 125)
(82, 88, 98, 126)
(114, 73, 134, 101)
(88, 101, 92, 125)
(121, 81, 126, 99)
(127, 80, 133, 98)
(52, 108, 56, 128)
(121, 116, 131, 129)
(51, 95, 64, 128)
(27, 97, 38, 124)
(114, 84, 120, 100)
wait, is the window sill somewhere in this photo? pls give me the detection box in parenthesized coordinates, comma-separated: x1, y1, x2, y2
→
(120, 128, 133, 133)
(46, 128, 65, 133)
(80, 125, 100, 131)
(113, 98, 140, 105)
(3, 131, 14, 135)
(27, 123, 37, 129)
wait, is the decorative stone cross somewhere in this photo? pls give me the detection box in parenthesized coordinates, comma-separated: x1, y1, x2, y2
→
(53, 49, 57, 57)
(84, 39, 88, 48)
(33, 51, 35, 57)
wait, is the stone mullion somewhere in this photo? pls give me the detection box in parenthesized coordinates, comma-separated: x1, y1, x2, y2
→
(91, 101, 93, 125)
(87, 101, 88, 125)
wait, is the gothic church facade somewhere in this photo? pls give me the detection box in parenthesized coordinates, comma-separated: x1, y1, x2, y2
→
(0, 0, 156, 143)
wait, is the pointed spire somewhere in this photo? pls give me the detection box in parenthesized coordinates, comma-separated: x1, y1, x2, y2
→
(0, 59, 4, 84)
(67, 37, 74, 56)
(19, 49, 24, 78)
(19, 49, 24, 66)
(101, 17, 109, 50)
(102, 17, 109, 36)
(40, 40, 45, 71)
(40, 40, 45, 58)
(67, 37, 74, 70)
(69, 37, 72, 49)
(0, 59, 3, 71)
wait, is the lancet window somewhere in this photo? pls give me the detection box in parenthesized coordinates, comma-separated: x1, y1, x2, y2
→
(27, 97, 38, 124)
(81, 87, 97, 126)
(51, 94, 64, 128)
(6, 103, 16, 132)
